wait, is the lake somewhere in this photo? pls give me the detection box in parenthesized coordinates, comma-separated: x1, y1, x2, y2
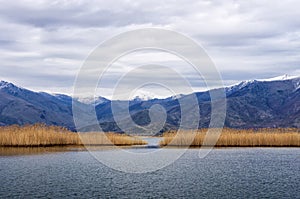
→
(0, 147, 299, 198)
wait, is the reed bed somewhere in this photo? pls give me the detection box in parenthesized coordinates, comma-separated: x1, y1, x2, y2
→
(0, 124, 147, 147)
(79, 132, 147, 146)
(160, 128, 300, 147)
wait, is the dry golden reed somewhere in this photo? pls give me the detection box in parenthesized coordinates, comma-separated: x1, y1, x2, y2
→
(160, 128, 300, 147)
(79, 132, 147, 146)
(0, 124, 147, 147)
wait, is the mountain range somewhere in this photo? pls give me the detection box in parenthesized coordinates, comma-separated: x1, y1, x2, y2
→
(0, 75, 299, 134)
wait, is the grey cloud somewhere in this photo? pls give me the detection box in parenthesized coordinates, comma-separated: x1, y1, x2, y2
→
(0, 1, 172, 28)
(0, 0, 300, 97)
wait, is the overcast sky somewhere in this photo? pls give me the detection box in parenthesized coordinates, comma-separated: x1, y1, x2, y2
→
(0, 0, 300, 98)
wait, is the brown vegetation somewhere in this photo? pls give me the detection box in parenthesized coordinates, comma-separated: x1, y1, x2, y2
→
(79, 132, 147, 146)
(0, 124, 147, 147)
(160, 128, 300, 147)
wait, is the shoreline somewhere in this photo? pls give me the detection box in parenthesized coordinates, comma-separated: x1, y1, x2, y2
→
(1, 144, 300, 148)
(1, 145, 299, 156)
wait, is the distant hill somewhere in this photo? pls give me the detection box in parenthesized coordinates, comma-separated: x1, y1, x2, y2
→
(0, 81, 76, 130)
(95, 75, 300, 132)
(0, 75, 299, 133)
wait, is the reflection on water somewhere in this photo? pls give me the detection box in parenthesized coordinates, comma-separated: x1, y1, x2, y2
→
(0, 136, 164, 156)
(0, 146, 86, 156)
(0, 144, 150, 156)
(139, 137, 163, 147)
(0, 148, 299, 198)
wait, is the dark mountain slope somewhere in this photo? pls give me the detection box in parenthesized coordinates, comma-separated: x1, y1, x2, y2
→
(0, 81, 75, 129)
(0, 76, 299, 132)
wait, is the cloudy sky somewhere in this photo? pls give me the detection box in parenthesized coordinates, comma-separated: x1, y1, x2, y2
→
(0, 0, 300, 99)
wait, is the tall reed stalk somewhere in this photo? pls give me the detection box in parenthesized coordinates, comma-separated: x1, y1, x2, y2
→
(160, 128, 300, 147)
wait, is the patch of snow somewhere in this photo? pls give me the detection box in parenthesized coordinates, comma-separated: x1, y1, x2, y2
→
(130, 90, 160, 101)
(0, 80, 24, 93)
(0, 81, 13, 90)
(295, 80, 300, 91)
(76, 96, 109, 105)
(132, 95, 153, 101)
(225, 80, 256, 95)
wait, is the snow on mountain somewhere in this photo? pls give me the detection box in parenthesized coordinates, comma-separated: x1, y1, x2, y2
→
(225, 80, 256, 95)
(1, 75, 300, 130)
(0, 80, 24, 92)
(226, 74, 300, 95)
(130, 90, 162, 101)
(76, 96, 110, 105)
(295, 80, 300, 91)
(0, 81, 76, 130)
(0, 80, 10, 89)
(2, 74, 299, 102)
(258, 74, 299, 82)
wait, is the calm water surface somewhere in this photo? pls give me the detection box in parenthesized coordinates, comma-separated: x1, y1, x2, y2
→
(0, 148, 299, 198)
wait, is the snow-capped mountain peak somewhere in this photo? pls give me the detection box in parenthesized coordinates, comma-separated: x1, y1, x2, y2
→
(0, 80, 25, 94)
(225, 74, 300, 95)
(225, 80, 256, 95)
(76, 96, 110, 105)
(130, 90, 158, 101)
(258, 74, 299, 82)
(0, 80, 15, 89)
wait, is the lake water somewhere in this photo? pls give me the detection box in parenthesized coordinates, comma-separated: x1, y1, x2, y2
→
(0, 148, 299, 198)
